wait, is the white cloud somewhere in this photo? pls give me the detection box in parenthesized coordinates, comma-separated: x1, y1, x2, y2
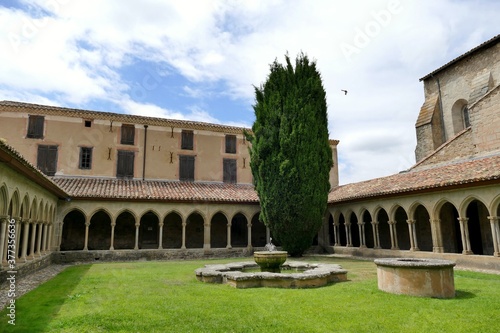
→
(1, 0, 499, 185)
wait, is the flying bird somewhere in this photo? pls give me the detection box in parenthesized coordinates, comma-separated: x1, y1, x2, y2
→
(341, 90, 348, 95)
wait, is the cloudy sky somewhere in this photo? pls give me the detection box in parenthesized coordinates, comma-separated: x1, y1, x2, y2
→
(1, 0, 498, 184)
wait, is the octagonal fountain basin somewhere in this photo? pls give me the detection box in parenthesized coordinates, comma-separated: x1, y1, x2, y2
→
(253, 251, 288, 272)
(374, 258, 456, 298)
(195, 261, 347, 289)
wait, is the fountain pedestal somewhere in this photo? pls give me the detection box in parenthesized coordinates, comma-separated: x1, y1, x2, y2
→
(253, 251, 288, 272)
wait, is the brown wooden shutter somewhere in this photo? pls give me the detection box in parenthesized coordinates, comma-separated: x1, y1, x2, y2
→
(179, 155, 195, 181)
(37, 145, 58, 176)
(121, 125, 135, 145)
(27, 115, 44, 138)
(117, 150, 134, 178)
(181, 130, 194, 150)
(225, 135, 236, 153)
(223, 158, 237, 183)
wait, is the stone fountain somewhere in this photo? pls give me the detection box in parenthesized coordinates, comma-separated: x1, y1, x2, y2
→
(253, 238, 288, 273)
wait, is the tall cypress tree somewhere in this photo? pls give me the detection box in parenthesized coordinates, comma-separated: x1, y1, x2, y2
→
(248, 53, 333, 256)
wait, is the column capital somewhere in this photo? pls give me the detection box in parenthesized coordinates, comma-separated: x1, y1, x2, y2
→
(158, 222, 164, 227)
(182, 222, 187, 227)
(388, 220, 396, 225)
(0, 215, 9, 223)
(371, 220, 379, 225)
(457, 217, 469, 223)
(12, 216, 22, 223)
(430, 219, 441, 224)
(358, 221, 366, 226)
(85, 222, 90, 227)
(22, 218, 31, 224)
(111, 222, 116, 227)
(406, 219, 416, 225)
(487, 216, 499, 222)
(135, 222, 140, 227)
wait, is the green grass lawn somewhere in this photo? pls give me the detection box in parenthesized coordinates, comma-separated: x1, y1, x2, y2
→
(1, 256, 500, 333)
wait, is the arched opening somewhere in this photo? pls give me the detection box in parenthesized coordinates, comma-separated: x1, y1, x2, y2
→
(349, 213, 360, 247)
(211, 212, 227, 248)
(114, 211, 136, 250)
(394, 206, 410, 250)
(451, 99, 469, 134)
(414, 205, 432, 251)
(163, 212, 182, 249)
(338, 213, 347, 246)
(377, 209, 391, 249)
(362, 210, 374, 248)
(439, 202, 461, 253)
(0, 185, 8, 216)
(139, 211, 159, 249)
(61, 210, 86, 251)
(88, 210, 111, 250)
(466, 200, 492, 255)
(231, 213, 248, 247)
(251, 213, 266, 247)
(186, 212, 204, 248)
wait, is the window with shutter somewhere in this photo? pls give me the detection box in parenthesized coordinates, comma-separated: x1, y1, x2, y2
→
(117, 150, 135, 178)
(225, 135, 236, 154)
(79, 147, 93, 169)
(121, 124, 135, 145)
(179, 155, 195, 181)
(37, 145, 58, 176)
(181, 130, 194, 150)
(27, 115, 44, 138)
(223, 158, 237, 183)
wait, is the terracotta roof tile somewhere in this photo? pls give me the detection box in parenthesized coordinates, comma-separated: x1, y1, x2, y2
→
(329, 154, 500, 203)
(53, 177, 259, 203)
(0, 100, 250, 134)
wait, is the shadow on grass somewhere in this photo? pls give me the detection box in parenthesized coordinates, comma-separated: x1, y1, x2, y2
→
(454, 290, 476, 299)
(0, 264, 92, 333)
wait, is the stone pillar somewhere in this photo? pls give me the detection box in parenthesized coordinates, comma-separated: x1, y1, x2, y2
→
(204, 221, 211, 250)
(42, 222, 49, 253)
(47, 224, 53, 252)
(36, 222, 43, 256)
(226, 221, 232, 249)
(246, 221, 252, 250)
(20, 219, 30, 262)
(371, 221, 380, 249)
(134, 222, 140, 250)
(488, 216, 499, 257)
(406, 219, 419, 251)
(15, 218, 22, 259)
(57, 221, 64, 251)
(388, 220, 399, 250)
(181, 221, 187, 249)
(345, 222, 352, 247)
(158, 222, 164, 250)
(359, 222, 366, 248)
(28, 220, 37, 259)
(458, 217, 472, 254)
(430, 219, 443, 253)
(109, 222, 116, 250)
(0, 216, 8, 267)
(83, 221, 90, 251)
(333, 222, 339, 246)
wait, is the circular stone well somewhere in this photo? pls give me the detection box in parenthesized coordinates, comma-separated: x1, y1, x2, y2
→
(374, 258, 456, 298)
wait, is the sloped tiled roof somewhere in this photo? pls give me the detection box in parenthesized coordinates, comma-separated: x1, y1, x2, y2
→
(0, 140, 69, 198)
(415, 94, 439, 127)
(0, 100, 250, 134)
(420, 34, 500, 81)
(329, 154, 500, 203)
(53, 177, 259, 203)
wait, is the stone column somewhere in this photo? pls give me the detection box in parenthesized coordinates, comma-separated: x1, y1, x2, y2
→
(15, 218, 22, 258)
(28, 220, 37, 259)
(371, 221, 380, 249)
(406, 219, 419, 251)
(333, 222, 339, 246)
(458, 217, 472, 254)
(204, 221, 211, 250)
(345, 222, 352, 247)
(0, 216, 8, 267)
(20, 219, 30, 262)
(36, 222, 43, 256)
(47, 224, 53, 252)
(109, 222, 116, 250)
(359, 222, 366, 248)
(181, 221, 187, 249)
(83, 221, 90, 251)
(246, 221, 252, 250)
(488, 216, 499, 257)
(134, 222, 140, 250)
(42, 222, 49, 253)
(57, 221, 64, 251)
(158, 222, 164, 250)
(429, 219, 443, 253)
(388, 220, 398, 250)
(226, 221, 232, 249)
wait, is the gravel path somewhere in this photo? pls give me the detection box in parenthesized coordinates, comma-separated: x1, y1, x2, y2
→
(0, 264, 70, 311)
